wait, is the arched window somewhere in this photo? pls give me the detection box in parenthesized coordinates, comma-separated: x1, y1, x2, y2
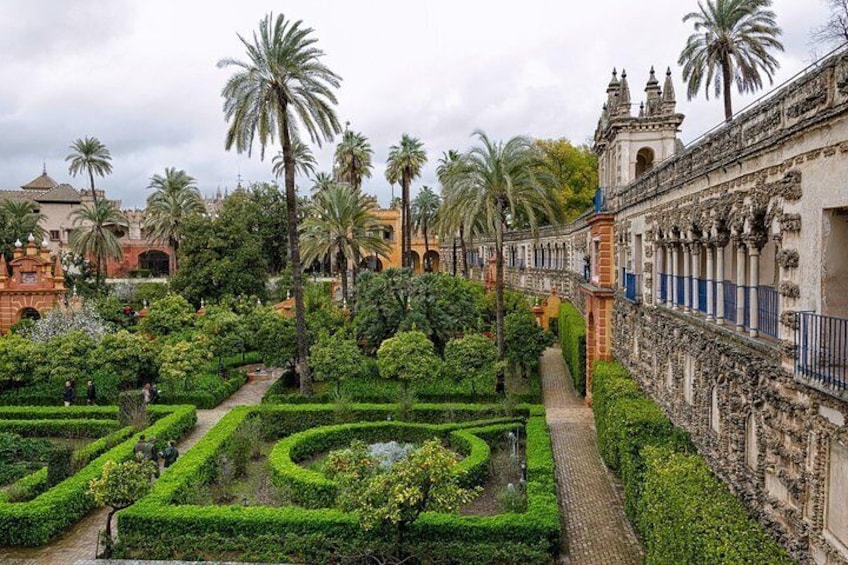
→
(138, 250, 170, 277)
(635, 147, 655, 178)
(19, 307, 40, 321)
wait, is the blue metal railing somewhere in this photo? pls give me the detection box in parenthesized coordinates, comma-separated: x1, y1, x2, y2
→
(624, 272, 640, 303)
(724, 281, 737, 324)
(675, 276, 686, 307)
(743, 287, 750, 329)
(758, 286, 779, 338)
(697, 278, 708, 314)
(594, 187, 607, 213)
(660, 274, 668, 302)
(795, 311, 848, 392)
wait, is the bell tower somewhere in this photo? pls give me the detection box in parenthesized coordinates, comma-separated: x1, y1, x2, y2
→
(594, 67, 685, 202)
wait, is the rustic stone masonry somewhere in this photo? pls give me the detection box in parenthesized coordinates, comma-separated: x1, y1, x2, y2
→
(442, 51, 848, 564)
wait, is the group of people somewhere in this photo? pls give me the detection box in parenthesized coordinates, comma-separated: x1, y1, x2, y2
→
(133, 434, 179, 476)
(63, 380, 97, 406)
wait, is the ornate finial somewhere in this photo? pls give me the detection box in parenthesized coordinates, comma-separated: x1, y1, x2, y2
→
(27, 233, 35, 243)
(639, 102, 645, 117)
(143, 299, 148, 308)
(200, 298, 205, 308)
(257, 298, 262, 306)
(662, 66, 677, 111)
(14, 239, 22, 248)
(286, 290, 291, 300)
(42, 161, 47, 175)
(41, 237, 49, 249)
(617, 69, 631, 115)
(73, 285, 78, 296)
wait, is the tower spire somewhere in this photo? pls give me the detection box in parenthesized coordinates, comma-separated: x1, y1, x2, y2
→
(617, 69, 631, 116)
(606, 68, 621, 112)
(662, 67, 676, 114)
(645, 66, 662, 116)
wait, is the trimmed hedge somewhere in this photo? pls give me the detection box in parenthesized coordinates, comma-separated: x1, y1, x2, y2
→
(0, 406, 119, 420)
(118, 404, 559, 564)
(592, 361, 792, 564)
(558, 302, 586, 396)
(160, 372, 248, 410)
(0, 419, 121, 438)
(270, 420, 516, 508)
(0, 404, 196, 545)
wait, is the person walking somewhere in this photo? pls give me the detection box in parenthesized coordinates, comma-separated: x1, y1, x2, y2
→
(63, 380, 75, 407)
(86, 380, 97, 405)
(161, 440, 179, 468)
(144, 436, 160, 478)
(133, 435, 147, 459)
(142, 383, 152, 404)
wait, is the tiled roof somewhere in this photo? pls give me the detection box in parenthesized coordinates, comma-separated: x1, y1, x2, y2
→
(34, 184, 82, 204)
(0, 190, 36, 201)
(21, 172, 58, 191)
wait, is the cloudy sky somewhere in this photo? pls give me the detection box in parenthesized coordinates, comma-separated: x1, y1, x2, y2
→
(0, 0, 836, 208)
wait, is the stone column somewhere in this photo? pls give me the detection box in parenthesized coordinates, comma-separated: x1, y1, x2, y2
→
(655, 243, 663, 305)
(691, 243, 701, 313)
(716, 244, 725, 325)
(665, 245, 673, 308)
(736, 241, 746, 332)
(749, 246, 760, 338)
(706, 244, 715, 322)
(682, 242, 691, 313)
(671, 244, 679, 310)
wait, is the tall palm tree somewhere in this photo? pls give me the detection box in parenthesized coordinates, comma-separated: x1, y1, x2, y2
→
(69, 199, 127, 289)
(310, 171, 336, 195)
(445, 131, 557, 390)
(144, 167, 206, 274)
(272, 137, 317, 180)
(435, 149, 470, 278)
(678, 0, 784, 122)
(334, 129, 373, 191)
(411, 185, 440, 271)
(1, 200, 46, 242)
(218, 13, 342, 395)
(386, 135, 426, 269)
(300, 182, 390, 303)
(66, 136, 113, 205)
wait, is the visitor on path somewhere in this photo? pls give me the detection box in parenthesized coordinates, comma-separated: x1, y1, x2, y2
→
(133, 435, 147, 459)
(86, 380, 96, 405)
(145, 436, 160, 477)
(142, 383, 152, 404)
(161, 440, 179, 468)
(63, 380, 75, 406)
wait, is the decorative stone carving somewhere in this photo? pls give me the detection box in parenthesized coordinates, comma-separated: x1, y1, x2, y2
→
(779, 281, 800, 299)
(780, 214, 802, 233)
(776, 249, 800, 269)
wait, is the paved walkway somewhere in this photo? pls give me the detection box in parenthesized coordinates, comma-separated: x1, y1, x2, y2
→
(540, 347, 643, 565)
(0, 367, 277, 565)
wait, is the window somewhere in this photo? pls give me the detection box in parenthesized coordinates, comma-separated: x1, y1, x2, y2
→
(49, 230, 60, 241)
(635, 147, 655, 178)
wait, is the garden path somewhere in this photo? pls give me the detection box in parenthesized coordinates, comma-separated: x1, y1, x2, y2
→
(0, 366, 278, 565)
(540, 347, 644, 565)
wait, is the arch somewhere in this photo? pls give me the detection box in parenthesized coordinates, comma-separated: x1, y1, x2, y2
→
(138, 250, 170, 277)
(423, 250, 440, 273)
(19, 307, 40, 321)
(635, 147, 655, 178)
(409, 250, 421, 273)
(360, 256, 383, 273)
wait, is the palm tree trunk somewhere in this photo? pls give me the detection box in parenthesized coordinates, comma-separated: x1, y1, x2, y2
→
(279, 96, 312, 395)
(722, 56, 734, 122)
(170, 237, 179, 275)
(495, 198, 506, 392)
(459, 226, 469, 279)
(339, 249, 348, 304)
(402, 174, 410, 269)
(423, 222, 429, 271)
(88, 168, 99, 206)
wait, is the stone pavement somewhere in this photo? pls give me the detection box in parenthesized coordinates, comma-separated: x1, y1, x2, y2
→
(0, 367, 277, 565)
(540, 347, 643, 565)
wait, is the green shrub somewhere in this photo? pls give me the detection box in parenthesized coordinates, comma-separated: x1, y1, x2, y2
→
(639, 446, 793, 565)
(558, 302, 586, 395)
(0, 419, 120, 438)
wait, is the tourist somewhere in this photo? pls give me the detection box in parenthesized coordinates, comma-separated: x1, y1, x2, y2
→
(145, 436, 160, 477)
(63, 380, 75, 407)
(133, 434, 147, 460)
(86, 380, 96, 405)
(161, 440, 179, 468)
(142, 382, 152, 404)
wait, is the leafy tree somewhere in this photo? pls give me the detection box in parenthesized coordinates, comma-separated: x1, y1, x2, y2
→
(386, 134, 427, 268)
(88, 458, 156, 557)
(158, 335, 212, 392)
(143, 167, 206, 274)
(94, 330, 155, 389)
(255, 312, 298, 370)
(38, 330, 98, 385)
(411, 185, 440, 268)
(219, 13, 343, 395)
(300, 182, 391, 302)
(244, 182, 289, 274)
(309, 330, 367, 394)
(444, 333, 500, 398)
(66, 136, 112, 206)
(504, 310, 554, 378)
(327, 439, 479, 553)
(22, 302, 110, 343)
(377, 329, 439, 393)
(334, 128, 373, 191)
(535, 139, 598, 222)
(811, 0, 848, 47)
(196, 305, 243, 375)
(0, 334, 43, 388)
(69, 199, 127, 290)
(440, 131, 557, 390)
(678, 0, 784, 122)
(138, 294, 195, 337)
(169, 192, 268, 305)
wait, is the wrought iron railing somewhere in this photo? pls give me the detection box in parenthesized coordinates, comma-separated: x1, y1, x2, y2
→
(594, 187, 608, 213)
(697, 278, 708, 314)
(795, 311, 848, 392)
(624, 272, 641, 303)
(675, 276, 686, 308)
(758, 286, 779, 338)
(724, 281, 737, 324)
(660, 274, 668, 302)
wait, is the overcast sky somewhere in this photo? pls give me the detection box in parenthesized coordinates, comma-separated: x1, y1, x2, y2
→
(0, 0, 836, 208)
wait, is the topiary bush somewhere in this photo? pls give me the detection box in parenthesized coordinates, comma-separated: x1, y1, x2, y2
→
(558, 302, 586, 395)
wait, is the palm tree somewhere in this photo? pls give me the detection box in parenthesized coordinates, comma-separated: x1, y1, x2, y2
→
(435, 150, 470, 278)
(334, 129, 373, 191)
(66, 137, 113, 205)
(144, 167, 206, 274)
(445, 131, 557, 390)
(411, 186, 440, 271)
(218, 13, 342, 395)
(310, 171, 336, 195)
(300, 182, 390, 302)
(272, 137, 317, 181)
(678, 0, 784, 122)
(386, 135, 426, 269)
(69, 199, 127, 289)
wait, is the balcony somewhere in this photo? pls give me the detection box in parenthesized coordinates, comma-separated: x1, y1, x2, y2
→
(795, 312, 848, 393)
